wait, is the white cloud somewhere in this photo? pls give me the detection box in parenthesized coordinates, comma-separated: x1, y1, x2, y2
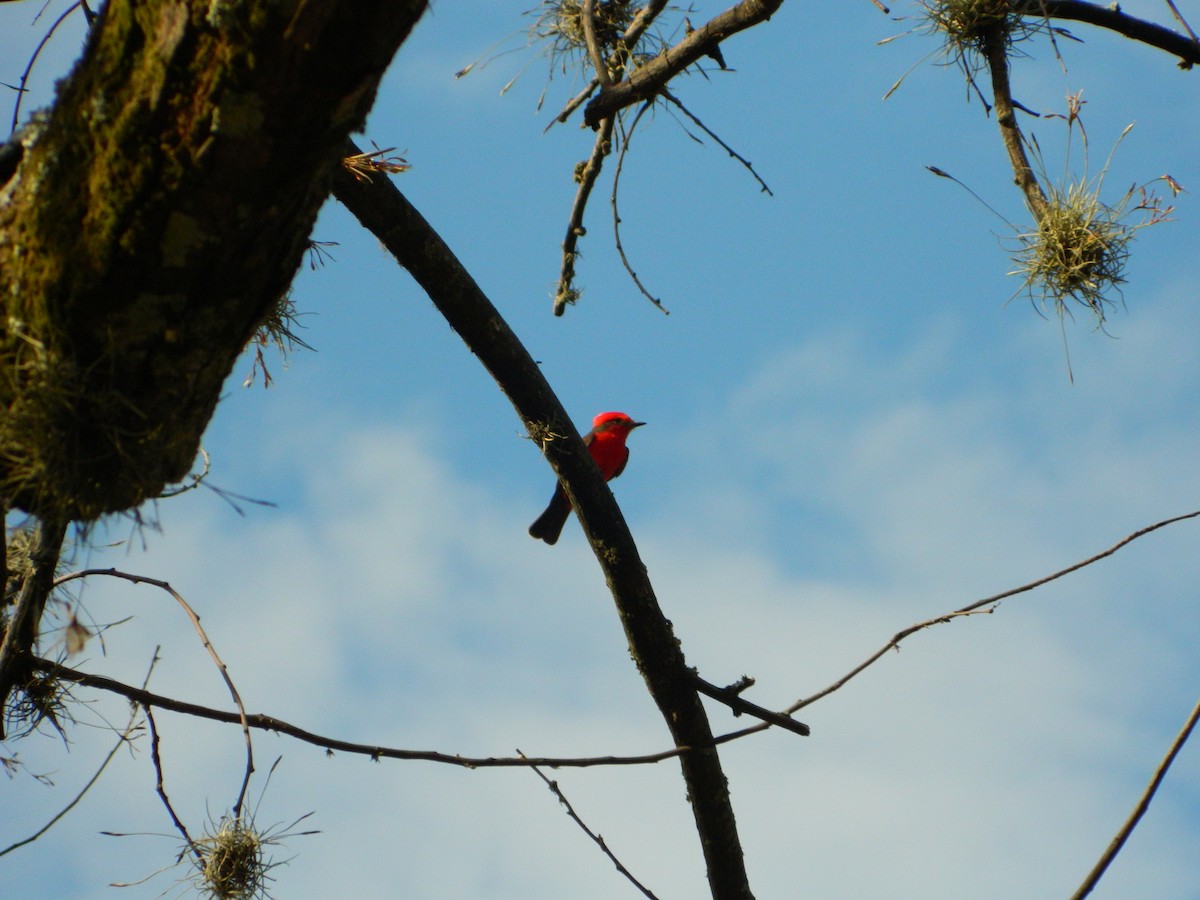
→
(6, 377, 1197, 898)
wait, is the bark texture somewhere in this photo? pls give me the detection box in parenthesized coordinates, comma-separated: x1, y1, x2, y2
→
(0, 0, 426, 520)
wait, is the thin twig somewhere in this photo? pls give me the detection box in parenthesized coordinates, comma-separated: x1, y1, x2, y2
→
(1162, 0, 1199, 44)
(520, 749, 659, 899)
(34, 658, 712, 768)
(145, 705, 201, 861)
(611, 103, 669, 314)
(10, 2, 83, 131)
(53, 568, 255, 816)
(1070, 696, 1200, 899)
(0, 650, 157, 858)
(660, 89, 773, 196)
(791, 509, 1200, 712)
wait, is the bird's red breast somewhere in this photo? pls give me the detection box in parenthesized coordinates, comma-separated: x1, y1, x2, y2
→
(586, 411, 645, 481)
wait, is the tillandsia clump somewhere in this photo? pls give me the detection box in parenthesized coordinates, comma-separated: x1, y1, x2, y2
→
(1012, 178, 1176, 324)
(1010, 109, 1179, 326)
(535, 0, 638, 62)
(194, 815, 266, 899)
(4, 669, 69, 741)
(1013, 181, 1131, 321)
(919, 0, 1043, 74)
(243, 292, 312, 388)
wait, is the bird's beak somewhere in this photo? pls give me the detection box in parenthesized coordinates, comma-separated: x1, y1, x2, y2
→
(632, 421, 646, 429)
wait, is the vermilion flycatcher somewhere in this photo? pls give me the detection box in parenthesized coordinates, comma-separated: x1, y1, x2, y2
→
(529, 411, 645, 545)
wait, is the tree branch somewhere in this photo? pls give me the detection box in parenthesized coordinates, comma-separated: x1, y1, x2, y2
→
(1071, 696, 1200, 899)
(521, 749, 659, 899)
(982, 23, 1049, 220)
(790, 509, 1200, 713)
(53, 567, 255, 815)
(583, 0, 784, 127)
(1024, 0, 1200, 69)
(33, 657, 717, 769)
(329, 144, 754, 899)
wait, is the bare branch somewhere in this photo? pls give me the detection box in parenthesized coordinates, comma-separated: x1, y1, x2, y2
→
(581, 0, 614, 87)
(981, 24, 1049, 219)
(1071, 696, 1200, 899)
(33, 657, 707, 769)
(690, 674, 809, 737)
(145, 705, 200, 861)
(53, 568, 255, 817)
(611, 103, 670, 313)
(520, 750, 659, 899)
(791, 509, 1200, 713)
(660, 89, 773, 196)
(312, 149, 758, 897)
(557, 117, 615, 315)
(0, 651, 155, 858)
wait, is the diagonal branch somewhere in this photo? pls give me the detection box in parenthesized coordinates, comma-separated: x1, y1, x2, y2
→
(329, 142, 753, 899)
(520, 749, 659, 899)
(791, 509, 1200, 713)
(1071, 696, 1200, 899)
(584, 0, 784, 127)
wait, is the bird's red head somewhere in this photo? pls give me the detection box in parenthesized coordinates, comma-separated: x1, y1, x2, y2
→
(592, 411, 646, 435)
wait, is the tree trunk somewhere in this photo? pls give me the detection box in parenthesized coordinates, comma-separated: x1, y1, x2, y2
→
(0, 0, 427, 520)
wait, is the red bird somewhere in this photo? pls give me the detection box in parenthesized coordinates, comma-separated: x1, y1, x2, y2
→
(529, 411, 645, 545)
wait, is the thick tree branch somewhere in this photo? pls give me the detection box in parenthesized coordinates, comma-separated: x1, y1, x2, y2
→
(1021, 0, 1200, 68)
(330, 145, 754, 899)
(0, 0, 427, 521)
(584, 0, 783, 127)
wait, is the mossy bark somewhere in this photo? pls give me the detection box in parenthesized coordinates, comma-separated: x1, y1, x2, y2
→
(0, 0, 426, 520)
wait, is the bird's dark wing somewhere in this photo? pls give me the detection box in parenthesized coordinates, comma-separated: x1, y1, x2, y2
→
(608, 447, 631, 480)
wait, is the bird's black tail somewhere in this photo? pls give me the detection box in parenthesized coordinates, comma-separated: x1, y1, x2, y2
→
(529, 488, 572, 545)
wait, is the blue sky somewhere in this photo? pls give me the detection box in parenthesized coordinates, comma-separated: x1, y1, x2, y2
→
(3, 2, 1199, 897)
